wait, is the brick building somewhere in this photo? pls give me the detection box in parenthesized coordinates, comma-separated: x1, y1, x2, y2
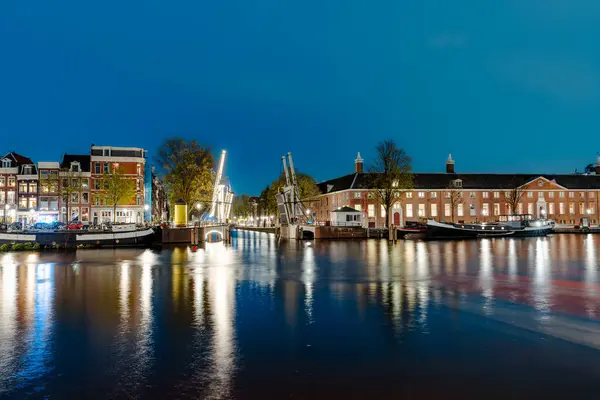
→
(90, 145, 146, 224)
(0, 152, 39, 225)
(313, 154, 600, 227)
(37, 161, 61, 223)
(60, 154, 92, 224)
(0, 153, 19, 223)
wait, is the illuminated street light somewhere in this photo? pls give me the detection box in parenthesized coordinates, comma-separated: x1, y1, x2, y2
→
(306, 209, 311, 215)
(587, 208, 592, 215)
(144, 204, 150, 211)
(196, 203, 202, 210)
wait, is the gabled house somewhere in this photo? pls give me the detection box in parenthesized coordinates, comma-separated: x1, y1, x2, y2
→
(0, 152, 38, 224)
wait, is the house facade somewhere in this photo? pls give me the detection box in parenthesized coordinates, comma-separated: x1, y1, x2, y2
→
(37, 161, 61, 223)
(90, 145, 146, 224)
(0, 153, 19, 223)
(313, 154, 600, 227)
(60, 155, 92, 224)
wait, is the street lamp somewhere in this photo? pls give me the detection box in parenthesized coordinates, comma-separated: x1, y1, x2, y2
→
(144, 204, 150, 211)
(196, 203, 202, 210)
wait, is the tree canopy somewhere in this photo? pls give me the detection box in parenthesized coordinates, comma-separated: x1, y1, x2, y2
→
(102, 166, 136, 223)
(156, 138, 214, 216)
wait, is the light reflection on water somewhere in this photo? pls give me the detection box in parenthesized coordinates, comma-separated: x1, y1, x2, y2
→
(1, 234, 600, 398)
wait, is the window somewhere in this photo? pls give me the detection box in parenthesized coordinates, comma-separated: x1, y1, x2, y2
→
(591, 192, 596, 198)
(493, 203, 500, 216)
(431, 192, 437, 198)
(527, 203, 533, 215)
(2, 159, 10, 167)
(95, 180, 101, 190)
(70, 162, 80, 172)
(137, 164, 142, 176)
(538, 191, 544, 198)
(82, 179, 89, 190)
(406, 204, 413, 218)
(353, 192, 361, 199)
(406, 192, 412, 199)
(518, 203, 524, 214)
(103, 163, 109, 174)
(569, 202, 575, 214)
(82, 193, 89, 204)
(452, 179, 462, 188)
(393, 202, 402, 209)
(381, 205, 386, 217)
(23, 166, 32, 174)
(367, 193, 375, 200)
(549, 192, 554, 199)
(457, 204, 464, 217)
(7, 191, 15, 204)
(568, 192, 574, 198)
(95, 196, 101, 206)
(431, 204, 437, 217)
(0, 177, 4, 186)
(482, 203, 489, 216)
(470, 192, 476, 199)
(81, 207, 89, 222)
(579, 203, 585, 215)
(588, 204, 595, 214)
(549, 203, 555, 215)
(418, 192, 425, 198)
(559, 202, 565, 215)
(29, 197, 37, 209)
(354, 204, 362, 211)
(527, 192, 533, 198)
(368, 204, 375, 217)
(445, 192, 451, 199)
(137, 180, 141, 191)
(29, 182, 37, 193)
(19, 197, 27, 209)
(39, 198, 49, 211)
(8, 178, 15, 187)
(444, 204, 451, 217)
(580, 192, 585, 198)
(470, 204, 477, 217)
(493, 192, 500, 199)
(72, 193, 79, 203)
(393, 192, 400, 198)
(103, 148, 110, 156)
(559, 191, 565, 198)
(71, 207, 79, 221)
(137, 196, 142, 206)
(418, 204, 425, 217)
(95, 162, 101, 174)
(19, 182, 28, 193)
(0, 190, 4, 204)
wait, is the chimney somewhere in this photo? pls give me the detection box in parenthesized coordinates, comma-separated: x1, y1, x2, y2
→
(446, 154, 455, 174)
(596, 155, 600, 175)
(355, 152, 364, 173)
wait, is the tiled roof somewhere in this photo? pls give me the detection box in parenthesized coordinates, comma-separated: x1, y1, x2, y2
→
(61, 154, 91, 172)
(317, 172, 600, 194)
(1, 152, 37, 175)
(332, 206, 360, 213)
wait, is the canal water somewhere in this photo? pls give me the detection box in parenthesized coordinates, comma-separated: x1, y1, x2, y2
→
(2, 232, 600, 399)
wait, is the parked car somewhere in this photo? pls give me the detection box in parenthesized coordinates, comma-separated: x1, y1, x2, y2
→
(67, 221, 83, 230)
(33, 222, 50, 230)
(50, 221, 66, 230)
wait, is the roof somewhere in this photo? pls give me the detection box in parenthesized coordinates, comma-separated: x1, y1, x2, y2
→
(60, 154, 91, 172)
(1, 152, 37, 175)
(317, 172, 600, 194)
(332, 206, 361, 213)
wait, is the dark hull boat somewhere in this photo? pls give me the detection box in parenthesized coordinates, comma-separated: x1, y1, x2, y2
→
(0, 228, 156, 249)
(426, 220, 513, 239)
(426, 218, 554, 240)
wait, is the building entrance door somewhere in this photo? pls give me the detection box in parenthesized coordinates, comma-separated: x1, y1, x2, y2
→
(393, 212, 400, 225)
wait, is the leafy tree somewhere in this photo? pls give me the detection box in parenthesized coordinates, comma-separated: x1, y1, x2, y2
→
(369, 140, 413, 227)
(232, 194, 251, 218)
(101, 166, 136, 223)
(156, 138, 214, 218)
(41, 169, 84, 223)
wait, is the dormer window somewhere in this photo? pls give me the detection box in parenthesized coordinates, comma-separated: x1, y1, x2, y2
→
(23, 165, 32, 174)
(70, 161, 80, 173)
(103, 149, 110, 156)
(2, 159, 11, 168)
(451, 179, 463, 188)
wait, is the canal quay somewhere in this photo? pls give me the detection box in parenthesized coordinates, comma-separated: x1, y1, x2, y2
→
(2, 231, 600, 399)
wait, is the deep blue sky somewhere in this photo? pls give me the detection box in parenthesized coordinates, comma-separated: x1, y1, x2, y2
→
(2, 0, 600, 195)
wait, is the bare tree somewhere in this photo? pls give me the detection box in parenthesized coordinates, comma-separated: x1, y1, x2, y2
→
(369, 140, 413, 228)
(445, 180, 464, 223)
(505, 186, 525, 215)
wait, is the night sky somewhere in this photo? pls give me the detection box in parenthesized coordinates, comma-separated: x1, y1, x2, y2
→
(2, 0, 600, 194)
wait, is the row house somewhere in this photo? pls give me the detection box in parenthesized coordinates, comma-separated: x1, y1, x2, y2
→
(90, 145, 146, 224)
(313, 154, 600, 227)
(37, 162, 61, 223)
(60, 154, 92, 224)
(0, 152, 38, 224)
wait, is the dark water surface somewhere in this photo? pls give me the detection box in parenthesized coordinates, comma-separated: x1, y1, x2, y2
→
(2, 231, 600, 399)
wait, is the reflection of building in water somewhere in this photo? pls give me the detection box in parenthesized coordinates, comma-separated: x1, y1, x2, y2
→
(0, 255, 18, 391)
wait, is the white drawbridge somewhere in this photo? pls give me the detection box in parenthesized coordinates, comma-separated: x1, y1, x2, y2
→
(276, 152, 308, 225)
(209, 150, 234, 223)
